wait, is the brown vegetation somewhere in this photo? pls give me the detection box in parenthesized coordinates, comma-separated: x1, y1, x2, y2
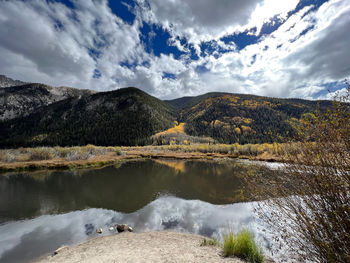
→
(0, 142, 290, 172)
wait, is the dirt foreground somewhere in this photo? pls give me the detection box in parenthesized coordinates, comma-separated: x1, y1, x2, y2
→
(35, 231, 243, 263)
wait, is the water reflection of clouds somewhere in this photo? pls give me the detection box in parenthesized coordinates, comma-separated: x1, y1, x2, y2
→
(120, 196, 258, 239)
(0, 196, 271, 262)
(0, 209, 117, 262)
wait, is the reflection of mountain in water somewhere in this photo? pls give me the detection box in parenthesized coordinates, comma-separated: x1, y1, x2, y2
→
(0, 159, 274, 222)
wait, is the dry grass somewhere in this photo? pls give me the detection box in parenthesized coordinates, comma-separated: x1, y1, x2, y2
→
(164, 142, 285, 157)
(123, 142, 292, 159)
(0, 145, 122, 163)
(0, 142, 296, 172)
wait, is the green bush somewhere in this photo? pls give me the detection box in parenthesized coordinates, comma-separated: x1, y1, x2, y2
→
(223, 229, 264, 263)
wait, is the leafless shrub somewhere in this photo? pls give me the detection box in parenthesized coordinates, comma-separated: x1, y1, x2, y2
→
(250, 81, 350, 262)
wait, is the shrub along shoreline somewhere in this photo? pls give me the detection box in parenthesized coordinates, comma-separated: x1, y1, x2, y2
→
(0, 142, 296, 172)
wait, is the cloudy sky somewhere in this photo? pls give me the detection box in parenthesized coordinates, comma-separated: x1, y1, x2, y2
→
(0, 0, 349, 99)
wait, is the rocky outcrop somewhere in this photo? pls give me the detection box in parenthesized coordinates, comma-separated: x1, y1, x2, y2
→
(0, 83, 94, 121)
(0, 75, 26, 88)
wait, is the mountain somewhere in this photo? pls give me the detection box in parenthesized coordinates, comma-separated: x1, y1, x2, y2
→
(0, 75, 26, 88)
(167, 93, 333, 144)
(0, 83, 95, 121)
(0, 87, 175, 147)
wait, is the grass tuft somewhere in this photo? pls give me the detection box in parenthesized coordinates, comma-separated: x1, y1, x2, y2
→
(223, 229, 264, 263)
(223, 232, 235, 257)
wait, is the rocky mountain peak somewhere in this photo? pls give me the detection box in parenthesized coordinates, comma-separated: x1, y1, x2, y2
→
(0, 75, 26, 88)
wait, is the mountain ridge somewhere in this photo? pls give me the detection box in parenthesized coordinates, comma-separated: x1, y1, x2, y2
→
(0, 74, 334, 146)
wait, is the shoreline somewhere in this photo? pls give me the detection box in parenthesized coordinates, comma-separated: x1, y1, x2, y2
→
(0, 148, 283, 173)
(34, 231, 244, 263)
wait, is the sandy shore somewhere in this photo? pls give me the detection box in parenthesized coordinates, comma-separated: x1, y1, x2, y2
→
(35, 231, 243, 263)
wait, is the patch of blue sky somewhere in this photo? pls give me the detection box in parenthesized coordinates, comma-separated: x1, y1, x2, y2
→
(313, 81, 347, 98)
(220, 15, 289, 52)
(88, 48, 102, 61)
(140, 22, 185, 59)
(93, 69, 102, 79)
(120, 59, 150, 70)
(108, 0, 136, 25)
(162, 72, 176, 80)
(218, 15, 284, 52)
(218, 0, 328, 53)
(291, 0, 329, 17)
(53, 18, 64, 31)
(221, 30, 260, 51)
(259, 15, 285, 36)
(187, 44, 200, 61)
(290, 25, 315, 43)
(175, 36, 200, 61)
(120, 60, 138, 69)
(200, 39, 237, 59)
(141, 60, 150, 68)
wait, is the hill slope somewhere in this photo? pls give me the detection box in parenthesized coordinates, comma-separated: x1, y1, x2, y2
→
(0, 87, 175, 147)
(0, 83, 95, 121)
(167, 93, 332, 144)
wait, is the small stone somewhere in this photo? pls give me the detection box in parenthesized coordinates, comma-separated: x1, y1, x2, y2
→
(116, 224, 125, 232)
(54, 246, 69, 255)
(116, 224, 132, 233)
(96, 228, 103, 234)
(109, 227, 114, 231)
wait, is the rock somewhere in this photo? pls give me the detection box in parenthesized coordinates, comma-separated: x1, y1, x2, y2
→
(96, 228, 103, 234)
(109, 227, 114, 231)
(116, 224, 133, 233)
(53, 246, 69, 255)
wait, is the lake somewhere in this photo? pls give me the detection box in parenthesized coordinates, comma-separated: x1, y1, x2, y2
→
(0, 159, 278, 263)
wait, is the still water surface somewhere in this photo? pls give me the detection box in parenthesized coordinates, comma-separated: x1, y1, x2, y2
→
(0, 159, 276, 263)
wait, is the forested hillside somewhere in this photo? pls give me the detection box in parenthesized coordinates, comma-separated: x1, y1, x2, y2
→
(168, 93, 332, 144)
(0, 87, 175, 147)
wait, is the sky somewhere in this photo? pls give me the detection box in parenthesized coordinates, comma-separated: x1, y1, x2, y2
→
(0, 0, 349, 100)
